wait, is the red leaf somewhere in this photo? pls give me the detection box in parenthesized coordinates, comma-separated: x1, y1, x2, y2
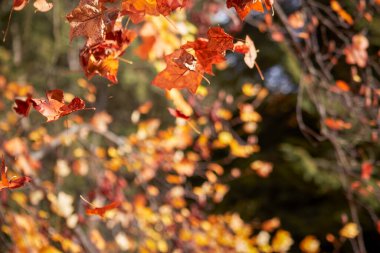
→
(168, 108, 190, 120)
(0, 157, 31, 191)
(86, 201, 121, 217)
(152, 49, 204, 94)
(31, 90, 88, 122)
(66, 0, 119, 46)
(13, 0, 29, 11)
(181, 27, 234, 75)
(361, 162, 373, 180)
(226, 0, 266, 20)
(181, 38, 225, 75)
(206, 27, 234, 53)
(80, 29, 136, 83)
(156, 0, 188, 16)
(13, 95, 33, 117)
(233, 42, 250, 54)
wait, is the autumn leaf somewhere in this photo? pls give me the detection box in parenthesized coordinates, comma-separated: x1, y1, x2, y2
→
(135, 35, 156, 60)
(16, 90, 90, 122)
(361, 162, 373, 180)
(156, 0, 188, 16)
(330, 0, 354, 25)
(181, 27, 234, 75)
(344, 34, 369, 68)
(122, 0, 188, 23)
(299, 235, 320, 253)
(0, 156, 32, 191)
(243, 35, 257, 69)
(66, 0, 119, 46)
(152, 49, 204, 93)
(227, 0, 270, 20)
(233, 42, 249, 54)
(340, 223, 359, 239)
(181, 38, 225, 75)
(80, 29, 136, 83)
(324, 118, 352, 131)
(121, 0, 159, 23)
(206, 27, 234, 53)
(13, 95, 33, 117)
(335, 80, 350, 92)
(85, 200, 121, 217)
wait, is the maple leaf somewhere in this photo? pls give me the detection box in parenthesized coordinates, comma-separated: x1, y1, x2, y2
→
(206, 27, 234, 53)
(181, 27, 233, 75)
(66, 0, 118, 46)
(13, 95, 33, 117)
(156, 0, 188, 16)
(121, 0, 158, 23)
(181, 39, 225, 75)
(26, 90, 88, 122)
(80, 29, 136, 83)
(85, 200, 121, 217)
(227, 0, 273, 20)
(122, 0, 188, 23)
(0, 156, 32, 191)
(152, 49, 204, 94)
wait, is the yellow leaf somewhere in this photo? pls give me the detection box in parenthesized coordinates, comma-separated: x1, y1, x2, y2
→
(340, 222, 359, 239)
(272, 230, 294, 252)
(300, 235, 320, 253)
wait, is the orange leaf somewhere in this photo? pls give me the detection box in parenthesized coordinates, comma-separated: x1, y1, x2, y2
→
(335, 80, 350, 92)
(330, 0, 354, 25)
(80, 29, 136, 83)
(227, 0, 271, 20)
(122, 0, 188, 23)
(181, 27, 234, 75)
(156, 0, 188, 16)
(66, 0, 118, 46)
(86, 201, 121, 217)
(28, 90, 89, 122)
(152, 49, 204, 94)
(324, 118, 352, 130)
(0, 156, 31, 191)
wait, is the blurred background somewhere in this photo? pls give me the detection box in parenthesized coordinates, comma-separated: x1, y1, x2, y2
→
(1, 0, 380, 252)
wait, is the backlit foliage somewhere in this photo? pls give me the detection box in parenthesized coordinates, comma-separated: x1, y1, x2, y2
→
(1, 0, 380, 252)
